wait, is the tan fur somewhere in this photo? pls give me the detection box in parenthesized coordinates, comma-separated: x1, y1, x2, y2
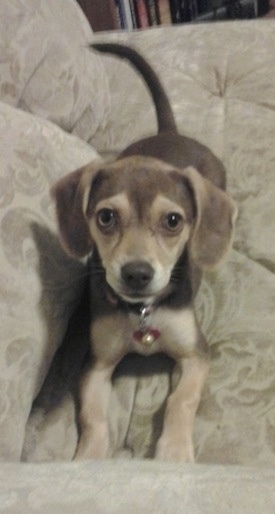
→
(88, 190, 192, 301)
(155, 356, 209, 461)
(74, 305, 205, 461)
(51, 28, 243, 461)
(53, 44, 238, 461)
(52, 154, 236, 462)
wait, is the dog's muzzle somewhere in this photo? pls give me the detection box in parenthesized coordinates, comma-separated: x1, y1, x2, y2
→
(121, 261, 154, 292)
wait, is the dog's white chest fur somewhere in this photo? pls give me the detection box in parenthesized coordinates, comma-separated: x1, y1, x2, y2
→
(128, 307, 198, 357)
(91, 307, 198, 360)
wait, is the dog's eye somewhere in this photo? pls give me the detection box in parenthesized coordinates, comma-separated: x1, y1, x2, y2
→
(163, 213, 184, 233)
(97, 208, 116, 230)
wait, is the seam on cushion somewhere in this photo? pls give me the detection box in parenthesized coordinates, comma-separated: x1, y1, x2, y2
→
(224, 95, 275, 114)
(18, 52, 50, 107)
(232, 246, 275, 276)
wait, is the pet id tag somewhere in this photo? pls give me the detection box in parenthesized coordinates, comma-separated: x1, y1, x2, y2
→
(133, 305, 160, 346)
(133, 327, 161, 346)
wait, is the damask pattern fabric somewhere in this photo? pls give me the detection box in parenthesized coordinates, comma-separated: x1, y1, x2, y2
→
(0, 0, 109, 141)
(0, 7, 275, 512)
(24, 19, 275, 468)
(1, 461, 275, 514)
(0, 101, 99, 460)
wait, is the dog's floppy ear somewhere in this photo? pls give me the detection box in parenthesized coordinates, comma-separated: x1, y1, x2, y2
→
(182, 166, 237, 269)
(51, 162, 101, 258)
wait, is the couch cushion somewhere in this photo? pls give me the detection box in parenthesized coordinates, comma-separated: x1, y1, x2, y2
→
(8, 20, 275, 468)
(0, 101, 99, 461)
(1, 461, 275, 514)
(0, 0, 109, 141)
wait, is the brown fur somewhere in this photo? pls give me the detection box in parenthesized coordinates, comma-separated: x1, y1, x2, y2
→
(51, 44, 237, 461)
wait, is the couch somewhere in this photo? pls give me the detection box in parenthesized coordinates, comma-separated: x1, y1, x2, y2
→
(0, 0, 275, 512)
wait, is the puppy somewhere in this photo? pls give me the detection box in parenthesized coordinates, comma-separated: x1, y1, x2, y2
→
(52, 44, 236, 462)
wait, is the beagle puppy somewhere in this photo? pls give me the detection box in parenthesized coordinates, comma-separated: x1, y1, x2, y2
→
(52, 44, 236, 462)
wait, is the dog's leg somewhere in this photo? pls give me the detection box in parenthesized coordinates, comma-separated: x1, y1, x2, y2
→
(155, 352, 209, 462)
(74, 360, 118, 460)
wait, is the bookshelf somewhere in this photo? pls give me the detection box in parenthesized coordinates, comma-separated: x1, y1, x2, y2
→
(76, 0, 269, 31)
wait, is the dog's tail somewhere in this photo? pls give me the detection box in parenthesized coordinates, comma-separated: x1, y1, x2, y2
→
(91, 42, 177, 134)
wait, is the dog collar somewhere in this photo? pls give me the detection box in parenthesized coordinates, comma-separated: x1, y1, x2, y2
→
(106, 286, 152, 314)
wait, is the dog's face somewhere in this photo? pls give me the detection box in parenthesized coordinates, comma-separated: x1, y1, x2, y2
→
(52, 156, 237, 302)
(83, 162, 195, 302)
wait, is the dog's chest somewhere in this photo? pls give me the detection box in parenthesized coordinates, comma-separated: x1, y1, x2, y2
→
(91, 307, 198, 361)
(129, 307, 197, 357)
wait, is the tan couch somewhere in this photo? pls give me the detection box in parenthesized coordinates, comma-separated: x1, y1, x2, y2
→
(1, 1, 275, 512)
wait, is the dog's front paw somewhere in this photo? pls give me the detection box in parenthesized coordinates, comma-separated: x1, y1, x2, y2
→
(155, 435, 195, 463)
(74, 426, 109, 460)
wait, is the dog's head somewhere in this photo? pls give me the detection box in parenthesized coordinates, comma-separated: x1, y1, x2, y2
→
(52, 156, 237, 303)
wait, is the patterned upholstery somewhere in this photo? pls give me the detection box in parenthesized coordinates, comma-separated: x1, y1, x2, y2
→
(0, 1, 275, 510)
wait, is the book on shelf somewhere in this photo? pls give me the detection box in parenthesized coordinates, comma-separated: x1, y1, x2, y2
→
(76, 0, 262, 32)
(129, 0, 138, 27)
(76, 0, 119, 31)
(117, 0, 135, 28)
(169, 0, 183, 22)
(134, 0, 150, 27)
(158, 0, 173, 23)
(145, 0, 161, 25)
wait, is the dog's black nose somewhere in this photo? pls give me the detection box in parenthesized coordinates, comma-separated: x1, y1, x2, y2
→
(121, 261, 154, 290)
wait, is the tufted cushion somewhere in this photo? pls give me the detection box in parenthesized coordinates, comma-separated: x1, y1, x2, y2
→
(0, 0, 109, 141)
(0, 101, 99, 461)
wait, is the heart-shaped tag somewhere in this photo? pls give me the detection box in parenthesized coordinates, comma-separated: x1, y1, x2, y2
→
(133, 328, 161, 346)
